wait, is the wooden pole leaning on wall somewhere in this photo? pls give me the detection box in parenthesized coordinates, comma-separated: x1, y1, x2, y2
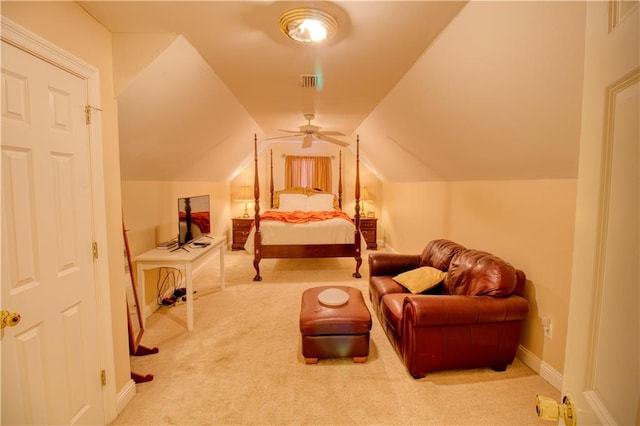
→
(123, 219, 158, 383)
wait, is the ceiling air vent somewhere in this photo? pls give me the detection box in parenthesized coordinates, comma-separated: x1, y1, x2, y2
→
(299, 74, 321, 89)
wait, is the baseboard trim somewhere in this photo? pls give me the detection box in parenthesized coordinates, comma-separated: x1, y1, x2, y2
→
(383, 243, 398, 253)
(517, 345, 563, 391)
(116, 378, 136, 415)
(144, 300, 159, 321)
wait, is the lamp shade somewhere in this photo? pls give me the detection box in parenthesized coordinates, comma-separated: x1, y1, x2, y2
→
(361, 187, 372, 202)
(237, 186, 252, 202)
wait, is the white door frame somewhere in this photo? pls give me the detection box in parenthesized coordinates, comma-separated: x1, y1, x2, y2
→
(1, 17, 117, 422)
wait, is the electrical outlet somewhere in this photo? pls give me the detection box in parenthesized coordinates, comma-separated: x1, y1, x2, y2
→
(541, 316, 552, 339)
(544, 322, 552, 339)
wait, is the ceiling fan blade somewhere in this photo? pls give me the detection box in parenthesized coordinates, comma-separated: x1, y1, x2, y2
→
(277, 129, 303, 134)
(302, 134, 313, 148)
(266, 133, 303, 140)
(316, 133, 350, 147)
(269, 115, 347, 147)
(317, 131, 345, 136)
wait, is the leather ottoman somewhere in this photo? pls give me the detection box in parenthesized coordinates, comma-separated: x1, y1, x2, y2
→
(299, 286, 372, 364)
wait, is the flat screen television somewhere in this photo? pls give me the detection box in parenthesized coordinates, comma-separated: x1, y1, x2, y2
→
(178, 195, 210, 246)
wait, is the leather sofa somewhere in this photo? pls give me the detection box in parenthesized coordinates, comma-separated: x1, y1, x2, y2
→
(369, 239, 529, 378)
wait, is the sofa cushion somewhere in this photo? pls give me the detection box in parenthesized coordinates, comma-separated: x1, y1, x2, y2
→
(369, 276, 407, 319)
(444, 249, 517, 296)
(381, 293, 406, 336)
(419, 239, 466, 271)
(393, 266, 446, 294)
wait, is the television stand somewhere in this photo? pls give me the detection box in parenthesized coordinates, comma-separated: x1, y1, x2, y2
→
(134, 236, 226, 331)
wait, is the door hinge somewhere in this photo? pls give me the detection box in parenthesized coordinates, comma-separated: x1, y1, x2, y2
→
(85, 105, 102, 125)
(92, 242, 99, 260)
(100, 370, 107, 387)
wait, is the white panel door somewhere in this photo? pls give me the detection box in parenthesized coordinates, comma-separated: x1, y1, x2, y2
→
(1, 41, 103, 425)
(563, 1, 639, 424)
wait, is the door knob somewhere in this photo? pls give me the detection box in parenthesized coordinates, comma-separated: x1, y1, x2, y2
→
(536, 395, 576, 426)
(1, 310, 21, 328)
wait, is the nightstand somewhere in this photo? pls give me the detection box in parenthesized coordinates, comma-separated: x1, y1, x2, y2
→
(232, 217, 253, 250)
(358, 217, 377, 250)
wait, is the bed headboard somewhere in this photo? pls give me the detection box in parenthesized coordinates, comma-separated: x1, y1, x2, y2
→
(272, 187, 340, 210)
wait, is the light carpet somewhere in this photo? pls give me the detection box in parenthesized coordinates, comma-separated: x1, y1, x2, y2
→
(112, 251, 559, 425)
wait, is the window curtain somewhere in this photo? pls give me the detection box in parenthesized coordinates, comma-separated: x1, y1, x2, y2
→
(285, 156, 332, 192)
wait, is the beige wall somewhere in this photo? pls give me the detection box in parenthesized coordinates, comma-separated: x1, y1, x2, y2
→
(382, 181, 452, 252)
(382, 179, 577, 373)
(1, 1, 130, 399)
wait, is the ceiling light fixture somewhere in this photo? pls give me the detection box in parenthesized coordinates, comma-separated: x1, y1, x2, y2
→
(279, 8, 338, 44)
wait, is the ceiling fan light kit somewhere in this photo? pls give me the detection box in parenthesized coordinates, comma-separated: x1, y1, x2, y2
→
(279, 8, 338, 44)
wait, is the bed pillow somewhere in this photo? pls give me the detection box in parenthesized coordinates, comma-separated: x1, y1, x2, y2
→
(273, 187, 306, 208)
(278, 193, 307, 211)
(306, 194, 335, 211)
(393, 266, 446, 294)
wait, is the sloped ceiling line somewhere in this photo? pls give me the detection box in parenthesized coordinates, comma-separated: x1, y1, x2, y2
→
(85, 1, 586, 183)
(112, 32, 177, 96)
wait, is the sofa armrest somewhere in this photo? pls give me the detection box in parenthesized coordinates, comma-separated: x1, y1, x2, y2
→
(368, 253, 421, 277)
(403, 295, 529, 327)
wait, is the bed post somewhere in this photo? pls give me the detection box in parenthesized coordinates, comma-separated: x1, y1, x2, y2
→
(353, 136, 362, 278)
(252, 134, 262, 281)
(269, 149, 274, 209)
(338, 151, 343, 209)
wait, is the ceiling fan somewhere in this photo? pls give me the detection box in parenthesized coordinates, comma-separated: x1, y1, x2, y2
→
(267, 114, 349, 148)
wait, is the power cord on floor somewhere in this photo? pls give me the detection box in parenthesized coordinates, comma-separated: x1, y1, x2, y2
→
(156, 267, 183, 306)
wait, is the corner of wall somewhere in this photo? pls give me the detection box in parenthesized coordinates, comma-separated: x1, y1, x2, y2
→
(517, 345, 563, 391)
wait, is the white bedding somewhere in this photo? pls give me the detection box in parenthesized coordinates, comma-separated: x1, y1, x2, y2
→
(243, 212, 356, 252)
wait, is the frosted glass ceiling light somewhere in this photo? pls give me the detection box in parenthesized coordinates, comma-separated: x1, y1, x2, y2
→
(279, 8, 338, 44)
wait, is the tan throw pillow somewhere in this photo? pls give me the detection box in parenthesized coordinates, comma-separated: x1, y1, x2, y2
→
(393, 266, 446, 294)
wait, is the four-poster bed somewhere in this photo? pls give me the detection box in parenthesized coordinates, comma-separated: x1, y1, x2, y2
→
(247, 134, 363, 281)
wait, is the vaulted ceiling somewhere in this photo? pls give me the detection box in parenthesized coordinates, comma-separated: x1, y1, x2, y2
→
(78, 1, 586, 183)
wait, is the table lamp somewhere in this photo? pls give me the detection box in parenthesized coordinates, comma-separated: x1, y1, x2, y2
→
(361, 187, 373, 218)
(237, 186, 253, 218)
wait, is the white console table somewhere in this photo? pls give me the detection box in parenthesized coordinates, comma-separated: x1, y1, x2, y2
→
(134, 236, 226, 331)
